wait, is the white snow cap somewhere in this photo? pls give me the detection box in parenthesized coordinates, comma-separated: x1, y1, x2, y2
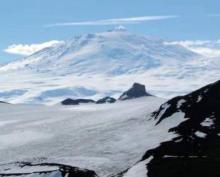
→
(114, 25, 127, 31)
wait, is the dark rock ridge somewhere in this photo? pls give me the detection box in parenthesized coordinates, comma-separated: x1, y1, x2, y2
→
(118, 83, 151, 100)
(117, 80, 220, 177)
(0, 162, 97, 177)
(96, 97, 116, 104)
(61, 98, 95, 105)
(61, 83, 151, 105)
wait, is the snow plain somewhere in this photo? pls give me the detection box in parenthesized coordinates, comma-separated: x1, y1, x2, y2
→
(0, 97, 170, 176)
(0, 96, 191, 176)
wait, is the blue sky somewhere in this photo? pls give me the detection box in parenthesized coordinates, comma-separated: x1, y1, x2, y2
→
(0, 0, 220, 63)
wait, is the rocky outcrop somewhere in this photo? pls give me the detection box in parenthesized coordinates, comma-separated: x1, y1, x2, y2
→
(118, 83, 151, 100)
(118, 80, 220, 177)
(96, 97, 116, 104)
(61, 98, 95, 105)
(0, 162, 98, 177)
(0, 101, 8, 104)
(61, 83, 152, 105)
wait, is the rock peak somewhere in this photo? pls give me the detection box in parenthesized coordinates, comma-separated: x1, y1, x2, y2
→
(118, 83, 151, 100)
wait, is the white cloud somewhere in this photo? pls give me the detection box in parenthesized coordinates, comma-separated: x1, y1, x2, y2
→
(164, 40, 211, 46)
(4, 40, 64, 56)
(189, 47, 220, 58)
(164, 40, 220, 58)
(46, 15, 178, 27)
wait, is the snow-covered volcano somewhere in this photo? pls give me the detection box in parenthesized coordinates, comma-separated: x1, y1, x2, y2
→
(0, 28, 197, 74)
(0, 28, 219, 104)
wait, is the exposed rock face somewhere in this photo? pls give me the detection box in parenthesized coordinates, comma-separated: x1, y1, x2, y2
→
(119, 80, 220, 177)
(61, 98, 95, 105)
(0, 162, 98, 177)
(61, 83, 151, 105)
(118, 83, 151, 100)
(96, 97, 116, 104)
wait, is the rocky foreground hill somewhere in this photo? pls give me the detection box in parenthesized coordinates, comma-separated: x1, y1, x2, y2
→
(118, 80, 220, 177)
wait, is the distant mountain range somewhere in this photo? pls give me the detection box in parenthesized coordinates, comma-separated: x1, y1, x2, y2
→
(0, 28, 219, 104)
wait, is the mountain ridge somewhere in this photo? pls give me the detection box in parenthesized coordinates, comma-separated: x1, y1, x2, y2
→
(119, 80, 220, 177)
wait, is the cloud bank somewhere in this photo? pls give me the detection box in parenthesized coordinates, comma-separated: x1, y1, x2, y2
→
(165, 40, 220, 58)
(46, 15, 178, 27)
(4, 40, 64, 56)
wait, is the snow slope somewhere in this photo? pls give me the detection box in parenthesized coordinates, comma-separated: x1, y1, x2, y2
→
(1, 80, 219, 177)
(0, 28, 197, 74)
(0, 97, 165, 176)
(120, 80, 220, 177)
(1, 28, 219, 104)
